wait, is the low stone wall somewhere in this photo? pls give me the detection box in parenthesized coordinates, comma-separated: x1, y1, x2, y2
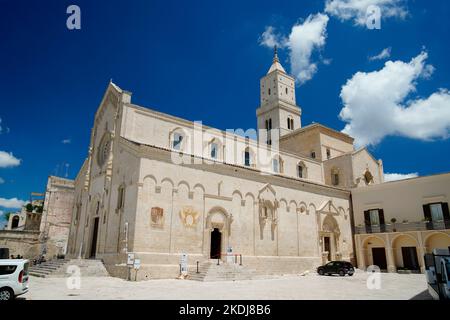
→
(0, 230, 41, 259)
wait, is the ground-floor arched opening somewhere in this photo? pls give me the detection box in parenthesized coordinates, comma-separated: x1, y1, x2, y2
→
(362, 236, 387, 271)
(210, 228, 222, 259)
(424, 232, 450, 253)
(392, 235, 420, 272)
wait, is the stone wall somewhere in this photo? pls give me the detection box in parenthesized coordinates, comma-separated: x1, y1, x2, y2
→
(0, 230, 41, 259)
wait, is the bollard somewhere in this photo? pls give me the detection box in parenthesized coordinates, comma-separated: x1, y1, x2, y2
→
(240, 254, 242, 266)
(179, 263, 181, 275)
(217, 258, 220, 265)
(196, 261, 199, 273)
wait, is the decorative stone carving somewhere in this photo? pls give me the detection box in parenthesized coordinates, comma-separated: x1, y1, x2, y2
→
(150, 207, 164, 228)
(180, 206, 199, 227)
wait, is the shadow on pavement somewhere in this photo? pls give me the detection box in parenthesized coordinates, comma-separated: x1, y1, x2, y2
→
(410, 290, 433, 300)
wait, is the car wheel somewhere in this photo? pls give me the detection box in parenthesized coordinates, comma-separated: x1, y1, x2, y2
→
(339, 270, 345, 277)
(318, 269, 324, 275)
(0, 288, 14, 301)
(348, 272, 354, 276)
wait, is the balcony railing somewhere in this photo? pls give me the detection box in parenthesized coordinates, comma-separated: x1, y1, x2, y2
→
(355, 220, 450, 234)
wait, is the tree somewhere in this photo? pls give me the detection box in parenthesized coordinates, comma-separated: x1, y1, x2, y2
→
(25, 203, 33, 212)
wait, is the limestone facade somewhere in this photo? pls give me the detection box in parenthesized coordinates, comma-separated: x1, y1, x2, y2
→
(40, 176, 75, 257)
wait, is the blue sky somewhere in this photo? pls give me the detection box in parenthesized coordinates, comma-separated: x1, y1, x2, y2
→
(1, 0, 450, 225)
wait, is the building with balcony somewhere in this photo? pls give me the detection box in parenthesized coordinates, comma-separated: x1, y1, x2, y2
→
(352, 172, 450, 273)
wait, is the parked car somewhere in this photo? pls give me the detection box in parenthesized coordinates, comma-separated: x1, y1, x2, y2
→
(0, 259, 30, 300)
(317, 261, 355, 276)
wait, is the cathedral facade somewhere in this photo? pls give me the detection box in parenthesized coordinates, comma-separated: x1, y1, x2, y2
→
(66, 51, 384, 279)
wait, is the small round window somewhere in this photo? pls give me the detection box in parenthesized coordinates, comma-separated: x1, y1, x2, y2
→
(97, 134, 111, 167)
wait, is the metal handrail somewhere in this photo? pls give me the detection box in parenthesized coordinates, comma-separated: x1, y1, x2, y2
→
(355, 219, 450, 234)
(214, 252, 243, 266)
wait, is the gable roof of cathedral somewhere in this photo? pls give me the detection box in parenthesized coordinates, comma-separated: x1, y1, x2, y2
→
(280, 122, 354, 144)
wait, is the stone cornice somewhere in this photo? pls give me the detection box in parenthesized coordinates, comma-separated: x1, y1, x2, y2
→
(118, 137, 350, 199)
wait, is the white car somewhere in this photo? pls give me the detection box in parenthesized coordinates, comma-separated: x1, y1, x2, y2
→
(0, 259, 30, 300)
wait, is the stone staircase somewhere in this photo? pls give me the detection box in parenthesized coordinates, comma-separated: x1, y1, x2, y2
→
(188, 260, 258, 281)
(29, 259, 70, 278)
(29, 259, 109, 278)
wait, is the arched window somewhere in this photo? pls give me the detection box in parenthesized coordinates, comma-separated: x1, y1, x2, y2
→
(297, 162, 307, 179)
(244, 147, 252, 167)
(331, 168, 340, 186)
(272, 156, 283, 173)
(117, 185, 125, 211)
(208, 138, 222, 160)
(364, 170, 374, 185)
(268, 88, 271, 95)
(287, 117, 294, 130)
(11, 215, 20, 229)
(172, 132, 183, 150)
(170, 128, 188, 151)
(272, 157, 279, 173)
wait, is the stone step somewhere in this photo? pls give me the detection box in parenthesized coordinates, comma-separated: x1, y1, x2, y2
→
(30, 267, 58, 272)
(189, 262, 257, 281)
(29, 271, 50, 278)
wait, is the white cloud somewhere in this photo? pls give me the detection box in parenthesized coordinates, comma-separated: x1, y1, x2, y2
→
(287, 13, 330, 85)
(62, 139, 71, 144)
(369, 47, 391, 61)
(384, 172, 418, 182)
(0, 197, 26, 209)
(0, 177, 4, 184)
(0, 151, 21, 168)
(325, 0, 408, 26)
(339, 51, 450, 147)
(259, 26, 286, 49)
(259, 14, 329, 85)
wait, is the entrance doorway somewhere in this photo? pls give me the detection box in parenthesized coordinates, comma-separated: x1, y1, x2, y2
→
(210, 228, 221, 259)
(401, 247, 419, 271)
(371, 247, 387, 270)
(89, 217, 99, 258)
(324, 236, 331, 261)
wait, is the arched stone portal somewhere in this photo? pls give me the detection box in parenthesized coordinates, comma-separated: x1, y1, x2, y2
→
(320, 214, 340, 263)
(205, 207, 232, 260)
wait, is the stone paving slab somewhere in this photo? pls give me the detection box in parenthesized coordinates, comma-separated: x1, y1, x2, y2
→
(21, 270, 432, 300)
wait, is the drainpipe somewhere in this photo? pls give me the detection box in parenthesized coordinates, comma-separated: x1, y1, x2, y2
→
(349, 193, 358, 267)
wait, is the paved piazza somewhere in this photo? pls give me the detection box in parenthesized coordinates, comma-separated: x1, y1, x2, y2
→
(22, 271, 432, 300)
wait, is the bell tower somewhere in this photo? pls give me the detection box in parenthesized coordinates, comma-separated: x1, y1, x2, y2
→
(257, 47, 302, 144)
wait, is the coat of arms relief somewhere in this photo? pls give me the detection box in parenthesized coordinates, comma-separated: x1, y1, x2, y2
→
(179, 206, 199, 227)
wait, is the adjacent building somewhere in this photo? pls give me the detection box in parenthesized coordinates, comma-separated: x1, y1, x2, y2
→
(0, 176, 75, 259)
(353, 172, 450, 273)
